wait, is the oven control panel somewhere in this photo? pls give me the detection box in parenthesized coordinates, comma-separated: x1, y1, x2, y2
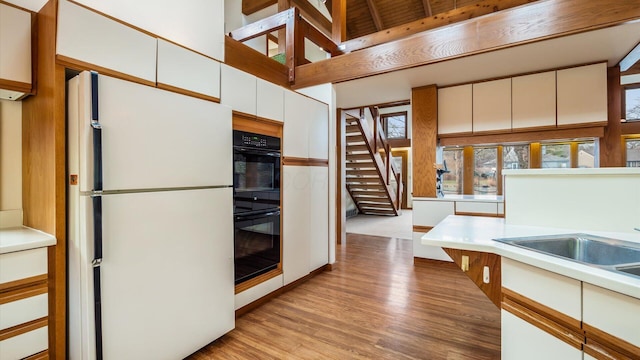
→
(233, 130, 281, 151)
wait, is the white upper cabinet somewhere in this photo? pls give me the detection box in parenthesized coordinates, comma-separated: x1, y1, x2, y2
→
(72, 0, 224, 61)
(307, 100, 329, 160)
(473, 78, 512, 133)
(438, 84, 472, 135)
(557, 62, 607, 126)
(57, 0, 157, 83)
(0, 3, 31, 85)
(284, 90, 311, 158)
(256, 78, 284, 122)
(157, 39, 220, 100)
(220, 64, 257, 116)
(512, 71, 556, 130)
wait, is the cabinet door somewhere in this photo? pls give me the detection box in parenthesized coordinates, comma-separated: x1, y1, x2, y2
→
(221, 64, 257, 116)
(56, 0, 157, 83)
(257, 78, 284, 122)
(0, 4, 31, 84)
(309, 166, 328, 271)
(282, 166, 311, 285)
(308, 100, 329, 160)
(437, 84, 472, 135)
(512, 71, 556, 129)
(502, 310, 583, 360)
(157, 39, 220, 99)
(283, 90, 311, 158)
(472, 78, 511, 133)
(557, 63, 607, 126)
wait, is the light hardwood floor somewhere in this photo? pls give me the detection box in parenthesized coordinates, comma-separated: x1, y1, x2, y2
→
(188, 234, 501, 359)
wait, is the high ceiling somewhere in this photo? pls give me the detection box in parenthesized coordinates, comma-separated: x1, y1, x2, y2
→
(344, 0, 482, 39)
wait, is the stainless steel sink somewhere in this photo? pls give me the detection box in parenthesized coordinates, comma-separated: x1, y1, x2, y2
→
(494, 233, 640, 278)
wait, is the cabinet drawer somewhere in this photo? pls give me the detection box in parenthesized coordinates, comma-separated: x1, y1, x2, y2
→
(455, 201, 498, 216)
(0, 325, 48, 360)
(0, 293, 48, 331)
(583, 283, 640, 347)
(0, 248, 47, 285)
(502, 258, 581, 320)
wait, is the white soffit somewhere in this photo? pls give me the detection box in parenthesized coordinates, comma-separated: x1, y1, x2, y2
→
(336, 21, 640, 108)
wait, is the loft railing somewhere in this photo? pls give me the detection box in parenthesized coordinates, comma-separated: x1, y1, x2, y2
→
(354, 108, 404, 211)
(228, 7, 342, 84)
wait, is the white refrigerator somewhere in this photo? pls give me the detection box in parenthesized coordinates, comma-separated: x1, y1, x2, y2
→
(67, 71, 234, 360)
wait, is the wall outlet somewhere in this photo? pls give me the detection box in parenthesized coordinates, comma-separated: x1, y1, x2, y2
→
(483, 266, 490, 283)
(461, 255, 469, 272)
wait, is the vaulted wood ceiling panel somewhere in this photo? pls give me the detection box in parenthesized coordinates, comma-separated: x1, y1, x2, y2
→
(347, 0, 378, 38)
(377, 0, 426, 28)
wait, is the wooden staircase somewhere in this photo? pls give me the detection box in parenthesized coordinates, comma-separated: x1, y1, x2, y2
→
(345, 110, 403, 216)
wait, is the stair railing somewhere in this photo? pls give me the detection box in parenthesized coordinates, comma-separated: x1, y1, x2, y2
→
(354, 108, 403, 211)
(228, 7, 342, 84)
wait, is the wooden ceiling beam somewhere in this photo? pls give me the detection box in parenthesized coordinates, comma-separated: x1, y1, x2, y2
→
(366, 0, 384, 31)
(422, 0, 433, 16)
(292, 0, 640, 89)
(342, 0, 537, 53)
(243, 0, 277, 15)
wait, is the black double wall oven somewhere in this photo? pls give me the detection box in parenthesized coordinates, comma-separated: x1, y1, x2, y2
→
(233, 130, 281, 285)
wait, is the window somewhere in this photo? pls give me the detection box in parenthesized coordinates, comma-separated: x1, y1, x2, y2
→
(625, 86, 640, 121)
(577, 141, 596, 168)
(442, 148, 463, 194)
(381, 112, 407, 139)
(474, 147, 497, 194)
(541, 143, 570, 168)
(503, 145, 529, 169)
(626, 138, 640, 167)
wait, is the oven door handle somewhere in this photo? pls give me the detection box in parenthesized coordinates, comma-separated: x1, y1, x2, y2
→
(235, 210, 281, 221)
(233, 146, 281, 158)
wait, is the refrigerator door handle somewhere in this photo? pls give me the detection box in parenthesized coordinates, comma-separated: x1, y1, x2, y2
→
(90, 71, 104, 360)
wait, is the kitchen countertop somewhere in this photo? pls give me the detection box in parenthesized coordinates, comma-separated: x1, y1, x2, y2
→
(0, 226, 57, 254)
(413, 194, 504, 202)
(422, 215, 640, 299)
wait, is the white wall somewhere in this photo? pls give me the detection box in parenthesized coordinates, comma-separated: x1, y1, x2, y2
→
(73, 0, 225, 61)
(0, 100, 22, 211)
(504, 169, 640, 234)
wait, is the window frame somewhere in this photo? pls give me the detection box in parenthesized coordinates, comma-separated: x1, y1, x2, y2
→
(622, 83, 640, 122)
(381, 111, 408, 139)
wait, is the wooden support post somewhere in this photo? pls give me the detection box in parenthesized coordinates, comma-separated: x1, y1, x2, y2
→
(600, 66, 623, 167)
(332, 0, 346, 44)
(411, 85, 437, 197)
(463, 146, 474, 195)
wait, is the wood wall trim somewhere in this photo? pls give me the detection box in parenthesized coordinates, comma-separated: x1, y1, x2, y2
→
(411, 85, 437, 197)
(225, 36, 290, 89)
(462, 146, 474, 195)
(156, 83, 220, 103)
(443, 248, 501, 308)
(412, 225, 433, 233)
(0, 274, 48, 293)
(583, 322, 640, 360)
(0, 78, 32, 94)
(232, 112, 284, 138)
(621, 121, 640, 135)
(336, 108, 344, 245)
(341, 0, 537, 53)
(56, 55, 156, 87)
(0, 316, 48, 342)
(23, 350, 49, 360)
(0, 0, 36, 13)
(437, 131, 474, 138)
(282, 157, 329, 166)
(0, 281, 48, 305)
(292, 0, 640, 88)
(600, 66, 624, 166)
(22, 1, 66, 357)
(235, 268, 283, 294)
(454, 211, 504, 218)
(502, 287, 584, 350)
(440, 126, 605, 146)
(235, 264, 329, 318)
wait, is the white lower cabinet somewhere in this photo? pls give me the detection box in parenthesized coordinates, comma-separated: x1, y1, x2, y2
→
(501, 310, 582, 360)
(282, 165, 329, 285)
(283, 166, 311, 285)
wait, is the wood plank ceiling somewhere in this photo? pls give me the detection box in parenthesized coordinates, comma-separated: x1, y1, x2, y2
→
(345, 0, 483, 39)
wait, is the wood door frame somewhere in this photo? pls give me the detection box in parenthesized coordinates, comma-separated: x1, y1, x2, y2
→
(391, 149, 409, 209)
